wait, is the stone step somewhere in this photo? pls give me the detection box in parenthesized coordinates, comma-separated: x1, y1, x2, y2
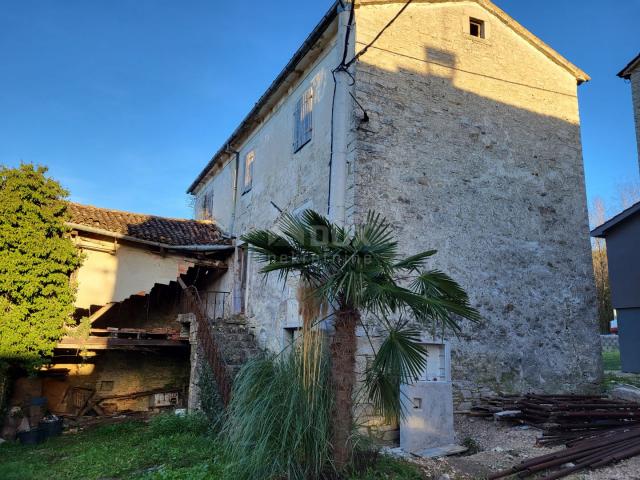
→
(212, 332, 254, 343)
(211, 325, 252, 335)
(200, 314, 260, 382)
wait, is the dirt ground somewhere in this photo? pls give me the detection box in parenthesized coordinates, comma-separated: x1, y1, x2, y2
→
(400, 414, 640, 480)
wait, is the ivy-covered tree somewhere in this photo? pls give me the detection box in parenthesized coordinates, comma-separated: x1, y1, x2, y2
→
(0, 164, 82, 369)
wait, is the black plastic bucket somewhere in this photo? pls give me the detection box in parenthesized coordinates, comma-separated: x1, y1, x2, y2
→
(39, 419, 63, 438)
(17, 428, 44, 445)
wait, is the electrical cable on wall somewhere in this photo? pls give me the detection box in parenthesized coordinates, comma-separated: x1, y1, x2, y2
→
(327, 0, 413, 214)
(327, 1, 356, 214)
(344, 0, 414, 68)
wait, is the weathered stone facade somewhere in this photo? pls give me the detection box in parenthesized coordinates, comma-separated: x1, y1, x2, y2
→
(630, 66, 640, 170)
(352, 1, 601, 398)
(191, 0, 602, 406)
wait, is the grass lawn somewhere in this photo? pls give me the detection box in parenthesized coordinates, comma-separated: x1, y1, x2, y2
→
(602, 349, 640, 390)
(0, 414, 425, 480)
(603, 349, 622, 371)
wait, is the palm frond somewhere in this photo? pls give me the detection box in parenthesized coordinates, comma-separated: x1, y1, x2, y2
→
(364, 324, 427, 423)
(299, 209, 348, 245)
(244, 210, 480, 338)
(352, 211, 398, 265)
(393, 250, 437, 272)
(412, 270, 470, 302)
(410, 270, 482, 330)
(240, 230, 297, 261)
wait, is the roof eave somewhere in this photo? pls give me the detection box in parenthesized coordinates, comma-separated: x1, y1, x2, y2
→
(67, 222, 234, 252)
(590, 201, 640, 238)
(352, 0, 589, 84)
(618, 53, 640, 79)
(187, 1, 341, 195)
(473, 0, 589, 84)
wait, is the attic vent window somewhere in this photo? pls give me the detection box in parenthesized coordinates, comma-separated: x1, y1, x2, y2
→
(469, 18, 485, 38)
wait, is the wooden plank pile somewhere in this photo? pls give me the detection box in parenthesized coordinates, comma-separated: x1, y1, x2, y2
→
(489, 424, 640, 480)
(471, 394, 640, 479)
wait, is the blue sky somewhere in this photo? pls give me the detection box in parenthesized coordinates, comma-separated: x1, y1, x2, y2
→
(1, 0, 638, 219)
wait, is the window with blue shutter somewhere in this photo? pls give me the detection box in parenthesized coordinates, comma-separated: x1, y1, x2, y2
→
(293, 87, 313, 152)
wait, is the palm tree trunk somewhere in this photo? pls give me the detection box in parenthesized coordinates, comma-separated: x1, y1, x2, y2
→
(330, 307, 359, 471)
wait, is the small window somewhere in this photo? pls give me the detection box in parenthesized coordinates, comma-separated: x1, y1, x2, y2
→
(412, 397, 423, 410)
(243, 151, 255, 192)
(293, 87, 313, 152)
(284, 326, 302, 347)
(469, 18, 485, 38)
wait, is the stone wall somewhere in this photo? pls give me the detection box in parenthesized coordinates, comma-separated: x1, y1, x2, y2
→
(39, 350, 190, 414)
(197, 32, 348, 354)
(601, 334, 619, 353)
(631, 69, 640, 173)
(352, 1, 602, 400)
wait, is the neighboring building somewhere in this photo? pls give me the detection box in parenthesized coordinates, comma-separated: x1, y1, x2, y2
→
(618, 52, 640, 171)
(7, 203, 234, 420)
(591, 202, 640, 373)
(188, 0, 602, 409)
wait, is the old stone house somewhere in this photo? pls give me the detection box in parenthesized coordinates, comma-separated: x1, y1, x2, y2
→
(188, 0, 602, 409)
(5, 203, 234, 423)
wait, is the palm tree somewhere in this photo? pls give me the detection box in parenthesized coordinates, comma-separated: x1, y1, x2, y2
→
(241, 210, 480, 470)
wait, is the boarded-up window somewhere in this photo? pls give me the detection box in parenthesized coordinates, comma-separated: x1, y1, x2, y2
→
(293, 87, 313, 152)
(200, 190, 214, 220)
(243, 151, 255, 192)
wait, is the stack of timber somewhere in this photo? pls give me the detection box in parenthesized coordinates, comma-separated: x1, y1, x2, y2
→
(471, 394, 640, 479)
(489, 424, 640, 480)
(471, 394, 640, 445)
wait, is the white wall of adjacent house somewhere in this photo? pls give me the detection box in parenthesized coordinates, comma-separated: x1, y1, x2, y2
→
(195, 163, 235, 231)
(194, 31, 348, 352)
(74, 235, 193, 309)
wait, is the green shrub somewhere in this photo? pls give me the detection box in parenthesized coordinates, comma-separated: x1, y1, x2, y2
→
(462, 436, 481, 455)
(223, 348, 333, 480)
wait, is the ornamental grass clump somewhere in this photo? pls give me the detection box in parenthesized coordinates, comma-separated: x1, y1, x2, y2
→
(223, 336, 333, 480)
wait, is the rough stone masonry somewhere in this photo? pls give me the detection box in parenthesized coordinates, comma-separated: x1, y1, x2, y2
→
(351, 0, 602, 404)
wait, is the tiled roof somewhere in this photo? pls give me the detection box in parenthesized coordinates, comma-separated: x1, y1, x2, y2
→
(67, 202, 230, 247)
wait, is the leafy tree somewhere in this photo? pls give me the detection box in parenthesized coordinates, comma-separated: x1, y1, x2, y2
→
(0, 164, 82, 369)
(242, 210, 479, 470)
(590, 197, 614, 333)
